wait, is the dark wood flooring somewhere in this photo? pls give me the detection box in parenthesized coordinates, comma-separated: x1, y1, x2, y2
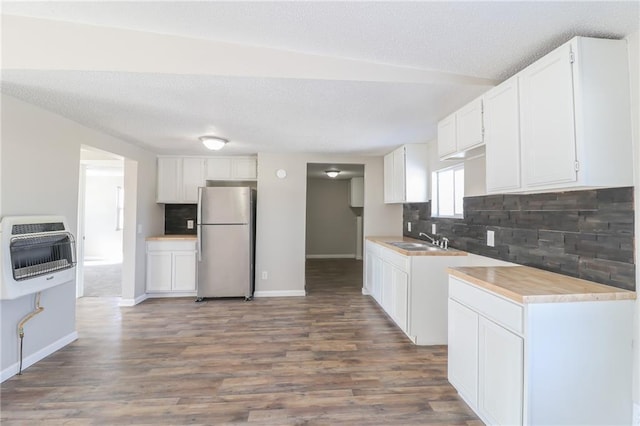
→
(1, 259, 480, 425)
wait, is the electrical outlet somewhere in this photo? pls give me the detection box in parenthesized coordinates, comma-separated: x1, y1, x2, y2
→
(487, 230, 495, 247)
(261, 271, 268, 280)
(407, 222, 412, 232)
(187, 219, 194, 229)
(137, 224, 142, 234)
(432, 223, 437, 234)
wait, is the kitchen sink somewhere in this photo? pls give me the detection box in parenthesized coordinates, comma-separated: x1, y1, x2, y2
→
(388, 241, 444, 251)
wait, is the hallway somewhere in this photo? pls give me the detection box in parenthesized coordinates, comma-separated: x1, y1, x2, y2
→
(1, 259, 479, 425)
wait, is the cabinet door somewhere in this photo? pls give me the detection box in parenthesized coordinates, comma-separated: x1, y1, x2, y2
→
(182, 158, 204, 203)
(232, 158, 257, 179)
(383, 152, 394, 203)
(456, 98, 484, 151)
(205, 158, 232, 180)
(485, 77, 521, 193)
(380, 261, 394, 313)
(173, 251, 196, 291)
(157, 157, 181, 202)
(437, 114, 457, 159)
(448, 299, 479, 407)
(391, 267, 409, 332)
(147, 251, 172, 291)
(365, 250, 375, 294)
(371, 255, 382, 304)
(478, 317, 524, 426)
(349, 177, 364, 207)
(392, 147, 406, 202)
(520, 43, 577, 188)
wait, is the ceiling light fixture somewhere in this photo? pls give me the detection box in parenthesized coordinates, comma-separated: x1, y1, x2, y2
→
(200, 136, 228, 151)
(325, 170, 340, 178)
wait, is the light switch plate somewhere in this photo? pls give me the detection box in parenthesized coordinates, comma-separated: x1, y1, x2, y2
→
(487, 230, 495, 247)
(187, 219, 194, 229)
(407, 222, 412, 232)
(432, 224, 437, 234)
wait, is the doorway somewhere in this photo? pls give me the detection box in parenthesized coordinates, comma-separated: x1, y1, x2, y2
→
(77, 147, 125, 298)
(305, 163, 364, 294)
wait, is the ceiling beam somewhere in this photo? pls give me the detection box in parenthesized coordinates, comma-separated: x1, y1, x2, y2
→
(2, 14, 497, 87)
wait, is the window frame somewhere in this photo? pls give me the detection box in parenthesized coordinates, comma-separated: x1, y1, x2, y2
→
(431, 163, 465, 219)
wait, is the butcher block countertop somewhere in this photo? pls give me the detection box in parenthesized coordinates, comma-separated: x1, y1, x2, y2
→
(448, 266, 636, 304)
(367, 236, 467, 256)
(146, 235, 197, 241)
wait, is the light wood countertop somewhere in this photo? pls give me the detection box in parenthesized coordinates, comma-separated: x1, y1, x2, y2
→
(448, 266, 636, 304)
(367, 236, 467, 257)
(146, 235, 197, 241)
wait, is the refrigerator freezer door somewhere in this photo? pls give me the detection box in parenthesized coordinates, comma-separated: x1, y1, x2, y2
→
(197, 224, 250, 298)
(199, 187, 250, 225)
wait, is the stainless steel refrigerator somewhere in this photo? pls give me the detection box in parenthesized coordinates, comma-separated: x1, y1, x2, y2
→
(196, 186, 256, 301)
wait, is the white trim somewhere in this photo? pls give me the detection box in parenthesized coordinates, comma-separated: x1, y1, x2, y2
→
(254, 290, 306, 298)
(1, 331, 78, 383)
(305, 254, 355, 259)
(145, 292, 197, 299)
(118, 293, 148, 307)
(362, 287, 370, 295)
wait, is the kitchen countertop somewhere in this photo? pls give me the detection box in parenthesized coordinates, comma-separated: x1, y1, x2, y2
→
(146, 234, 197, 241)
(448, 266, 636, 304)
(366, 236, 467, 256)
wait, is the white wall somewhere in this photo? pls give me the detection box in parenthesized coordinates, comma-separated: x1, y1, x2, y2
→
(627, 29, 640, 414)
(305, 178, 358, 257)
(255, 153, 400, 296)
(0, 94, 163, 378)
(84, 172, 124, 261)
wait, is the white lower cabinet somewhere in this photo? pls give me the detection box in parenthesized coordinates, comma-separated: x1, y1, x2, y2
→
(477, 316, 523, 426)
(146, 239, 197, 296)
(364, 240, 468, 345)
(448, 275, 633, 425)
(447, 299, 479, 406)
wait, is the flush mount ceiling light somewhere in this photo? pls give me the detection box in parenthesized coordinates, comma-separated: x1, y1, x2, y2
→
(325, 170, 340, 178)
(200, 136, 228, 151)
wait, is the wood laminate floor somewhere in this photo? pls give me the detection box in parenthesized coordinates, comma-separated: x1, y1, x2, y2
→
(1, 259, 480, 425)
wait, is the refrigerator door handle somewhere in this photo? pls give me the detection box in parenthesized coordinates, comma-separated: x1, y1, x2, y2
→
(197, 187, 203, 262)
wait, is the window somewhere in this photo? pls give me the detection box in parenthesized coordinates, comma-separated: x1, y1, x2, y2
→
(115, 186, 124, 230)
(432, 164, 464, 218)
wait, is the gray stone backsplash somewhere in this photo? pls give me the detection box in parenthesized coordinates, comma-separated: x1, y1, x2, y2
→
(403, 187, 635, 291)
(165, 204, 197, 235)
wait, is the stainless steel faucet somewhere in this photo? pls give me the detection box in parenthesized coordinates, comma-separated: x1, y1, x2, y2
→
(419, 232, 437, 245)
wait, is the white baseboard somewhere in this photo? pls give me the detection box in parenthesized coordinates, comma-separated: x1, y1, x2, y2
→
(145, 292, 197, 299)
(633, 402, 640, 426)
(1, 331, 78, 383)
(254, 290, 306, 298)
(361, 287, 370, 295)
(119, 293, 149, 307)
(305, 254, 355, 259)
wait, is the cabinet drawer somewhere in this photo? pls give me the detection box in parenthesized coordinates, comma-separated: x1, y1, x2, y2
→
(147, 240, 196, 252)
(449, 277, 523, 334)
(379, 247, 409, 272)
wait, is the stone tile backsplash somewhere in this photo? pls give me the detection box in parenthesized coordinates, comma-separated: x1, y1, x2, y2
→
(165, 204, 197, 235)
(403, 187, 635, 291)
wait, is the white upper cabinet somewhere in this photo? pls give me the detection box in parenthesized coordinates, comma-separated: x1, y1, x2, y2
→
(157, 157, 182, 202)
(383, 144, 428, 204)
(485, 36, 633, 193)
(205, 157, 257, 181)
(438, 97, 484, 160)
(349, 177, 364, 207)
(520, 42, 578, 187)
(484, 76, 521, 193)
(158, 156, 257, 203)
(456, 98, 484, 152)
(437, 114, 457, 159)
(157, 157, 203, 203)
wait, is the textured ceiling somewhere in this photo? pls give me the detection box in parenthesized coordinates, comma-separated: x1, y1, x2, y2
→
(2, 2, 638, 156)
